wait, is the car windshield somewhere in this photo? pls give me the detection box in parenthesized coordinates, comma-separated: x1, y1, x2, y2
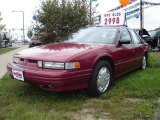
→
(64, 27, 117, 44)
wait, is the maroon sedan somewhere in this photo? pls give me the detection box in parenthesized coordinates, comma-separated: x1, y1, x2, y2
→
(7, 26, 148, 97)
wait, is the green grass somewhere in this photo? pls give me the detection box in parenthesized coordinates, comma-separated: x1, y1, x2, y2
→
(0, 52, 160, 120)
(0, 48, 18, 55)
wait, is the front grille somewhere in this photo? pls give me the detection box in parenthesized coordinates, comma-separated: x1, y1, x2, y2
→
(28, 59, 37, 63)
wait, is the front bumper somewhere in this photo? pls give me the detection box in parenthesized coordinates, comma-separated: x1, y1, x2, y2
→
(7, 63, 91, 92)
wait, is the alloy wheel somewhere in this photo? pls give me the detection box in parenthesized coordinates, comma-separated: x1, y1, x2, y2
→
(97, 67, 110, 93)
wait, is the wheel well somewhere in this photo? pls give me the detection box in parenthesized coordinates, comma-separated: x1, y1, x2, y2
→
(144, 51, 148, 59)
(94, 56, 115, 74)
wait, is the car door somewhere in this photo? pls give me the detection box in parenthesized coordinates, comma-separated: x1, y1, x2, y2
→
(115, 27, 136, 77)
(129, 29, 144, 68)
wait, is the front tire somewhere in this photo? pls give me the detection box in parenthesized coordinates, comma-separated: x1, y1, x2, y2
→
(88, 60, 113, 97)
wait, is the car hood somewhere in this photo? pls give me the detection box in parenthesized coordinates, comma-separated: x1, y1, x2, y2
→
(15, 42, 102, 62)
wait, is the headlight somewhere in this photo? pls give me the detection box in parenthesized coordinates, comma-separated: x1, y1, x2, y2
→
(65, 62, 80, 69)
(43, 62, 65, 69)
(13, 56, 20, 64)
(37, 61, 80, 70)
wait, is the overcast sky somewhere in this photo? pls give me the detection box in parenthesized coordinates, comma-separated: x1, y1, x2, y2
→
(0, 0, 160, 31)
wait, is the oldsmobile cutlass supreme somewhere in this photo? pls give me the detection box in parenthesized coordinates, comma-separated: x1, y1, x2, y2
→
(7, 26, 149, 97)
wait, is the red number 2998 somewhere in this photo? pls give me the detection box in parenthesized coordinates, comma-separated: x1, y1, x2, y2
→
(105, 17, 120, 25)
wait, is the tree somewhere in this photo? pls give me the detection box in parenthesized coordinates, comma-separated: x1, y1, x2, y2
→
(34, 0, 91, 43)
(27, 28, 33, 39)
(0, 12, 5, 30)
(0, 12, 5, 48)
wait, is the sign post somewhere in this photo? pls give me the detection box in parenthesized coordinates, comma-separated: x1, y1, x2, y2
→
(140, 0, 143, 37)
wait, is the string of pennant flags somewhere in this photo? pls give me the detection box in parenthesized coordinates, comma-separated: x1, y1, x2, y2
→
(108, 0, 160, 12)
(127, 1, 160, 20)
(108, 0, 137, 12)
(107, 0, 160, 20)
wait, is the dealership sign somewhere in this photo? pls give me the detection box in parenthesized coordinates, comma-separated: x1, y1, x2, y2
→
(100, 11, 125, 26)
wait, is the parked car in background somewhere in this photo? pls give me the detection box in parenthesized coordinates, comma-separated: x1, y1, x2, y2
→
(29, 40, 42, 47)
(29, 34, 42, 47)
(135, 28, 157, 51)
(1, 40, 12, 48)
(7, 26, 149, 97)
(149, 30, 160, 51)
(0, 32, 12, 48)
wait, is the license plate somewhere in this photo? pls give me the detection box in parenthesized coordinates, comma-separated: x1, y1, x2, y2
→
(12, 69, 24, 81)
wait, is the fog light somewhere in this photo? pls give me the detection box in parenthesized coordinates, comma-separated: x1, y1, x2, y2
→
(48, 85, 53, 89)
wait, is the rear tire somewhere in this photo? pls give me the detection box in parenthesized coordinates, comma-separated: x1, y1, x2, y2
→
(148, 44, 152, 52)
(140, 55, 147, 70)
(87, 60, 113, 97)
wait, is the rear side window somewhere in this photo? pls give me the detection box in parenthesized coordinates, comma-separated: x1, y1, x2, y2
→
(130, 29, 141, 44)
(120, 27, 131, 41)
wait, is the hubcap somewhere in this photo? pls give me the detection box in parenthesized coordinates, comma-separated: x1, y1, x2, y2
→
(142, 56, 147, 69)
(97, 67, 110, 93)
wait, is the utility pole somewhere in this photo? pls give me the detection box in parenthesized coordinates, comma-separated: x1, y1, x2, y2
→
(140, 0, 143, 37)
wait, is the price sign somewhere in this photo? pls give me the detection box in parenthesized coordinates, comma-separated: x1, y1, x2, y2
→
(101, 11, 125, 26)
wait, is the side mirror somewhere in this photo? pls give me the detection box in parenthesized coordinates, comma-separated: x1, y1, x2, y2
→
(119, 39, 131, 45)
